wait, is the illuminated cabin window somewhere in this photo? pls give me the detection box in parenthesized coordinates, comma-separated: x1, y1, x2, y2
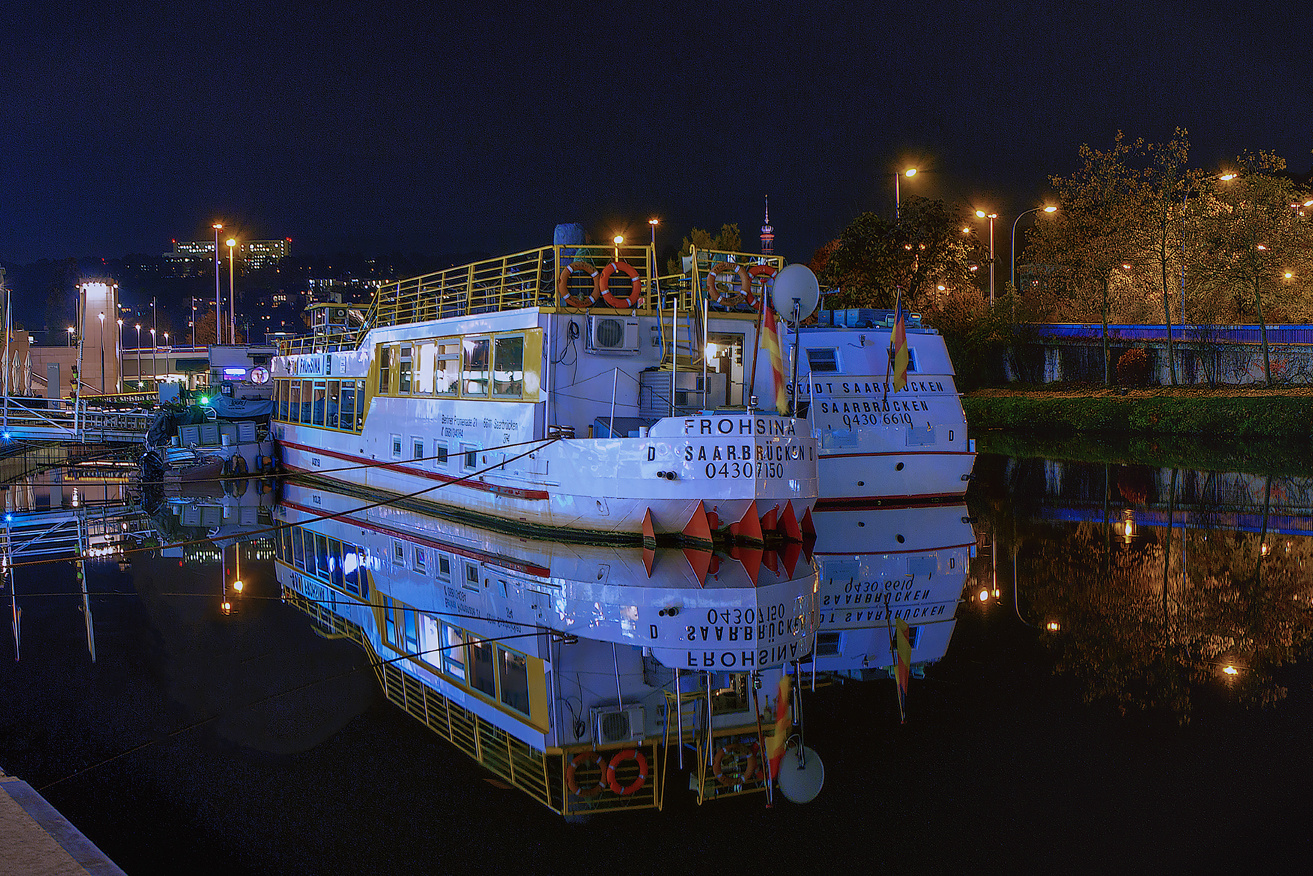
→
(462, 337, 490, 397)
(441, 623, 466, 682)
(415, 342, 436, 394)
(434, 341, 460, 396)
(806, 348, 839, 372)
(492, 335, 524, 398)
(499, 649, 531, 716)
(468, 637, 497, 699)
(399, 344, 413, 394)
(379, 345, 394, 394)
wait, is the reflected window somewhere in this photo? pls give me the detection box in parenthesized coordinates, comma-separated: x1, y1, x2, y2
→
(462, 337, 490, 397)
(468, 637, 497, 698)
(435, 341, 460, 396)
(499, 648, 531, 716)
(441, 623, 466, 682)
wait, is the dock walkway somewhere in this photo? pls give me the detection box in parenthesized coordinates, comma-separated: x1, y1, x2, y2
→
(0, 771, 126, 875)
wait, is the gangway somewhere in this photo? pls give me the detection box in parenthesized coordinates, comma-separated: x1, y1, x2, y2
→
(1, 396, 154, 444)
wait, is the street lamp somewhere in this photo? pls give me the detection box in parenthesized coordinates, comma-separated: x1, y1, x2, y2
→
(1011, 206, 1058, 294)
(227, 238, 237, 344)
(98, 312, 105, 394)
(116, 318, 124, 392)
(135, 324, 142, 388)
(895, 167, 917, 219)
(150, 328, 157, 383)
(648, 218, 659, 301)
(213, 222, 224, 344)
(67, 326, 74, 347)
(976, 210, 998, 305)
(613, 235, 623, 261)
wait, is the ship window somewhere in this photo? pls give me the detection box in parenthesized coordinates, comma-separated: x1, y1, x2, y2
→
(498, 648, 531, 716)
(282, 527, 293, 564)
(392, 539, 405, 566)
(462, 443, 478, 471)
(391, 433, 402, 459)
(302, 532, 317, 577)
(415, 342, 436, 394)
(403, 609, 419, 655)
(434, 341, 460, 396)
(399, 345, 413, 394)
(806, 348, 839, 372)
(292, 527, 305, 569)
(463, 560, 479, 592)
(327, 380, 342, 428)
(277, 379, 290, 421)
(339, 382, 357, 432)
(492, 335, 524, 398)
(343, 545, 364, 596)
(468, 637, 497, 698)
(327, 538, 345, 590)
(288, 381, 302, 423)
(436, 552, 452, 583)
(314, 533, 329, 579)
(382, 595, 397, 647)
(414, 547, 426, 574)
(462, 337, 490, 397)
(434, 441, 449, 467)
(412, 437, 424, 460)
(441, 623, 466, 682)
(311, 381, 328, 426)
(300, 381, 314, 423)
(379, 345, 394, 394)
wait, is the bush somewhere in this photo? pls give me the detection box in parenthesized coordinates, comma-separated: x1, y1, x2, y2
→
(1116, 347, 1149, 387)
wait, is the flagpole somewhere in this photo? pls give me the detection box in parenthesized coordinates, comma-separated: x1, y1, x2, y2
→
(750, 672, 774, 807)
(884, 593, 906, 724)
(884, 286, 902, 405)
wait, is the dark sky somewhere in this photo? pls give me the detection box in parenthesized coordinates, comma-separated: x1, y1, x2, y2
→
(2, 1, 1310, 266)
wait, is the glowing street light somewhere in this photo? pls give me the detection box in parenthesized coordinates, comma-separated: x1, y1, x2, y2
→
(116, 318, 124, 392)
(613, 234, 623, 261)
(150, 328, 157, 382)
(227, 238, 237, 344)
(648, 218, 659, 301)
(135, 324, 142, 388)
(213, 222, 224, 344)
(976, 210, 998, 304)
(98, 312, 105, 393)
(1011, 206, 1058, 294)
(895, 167, 917, 219)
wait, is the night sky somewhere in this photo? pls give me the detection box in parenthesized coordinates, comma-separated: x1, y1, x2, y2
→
(3, 1, 1310, 266)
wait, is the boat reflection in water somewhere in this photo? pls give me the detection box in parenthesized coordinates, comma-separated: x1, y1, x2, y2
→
(272, 478, 826, 816)
(812, 505, 973, 678)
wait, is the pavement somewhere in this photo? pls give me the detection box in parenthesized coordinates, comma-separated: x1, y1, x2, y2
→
(0, 771, 126, 875)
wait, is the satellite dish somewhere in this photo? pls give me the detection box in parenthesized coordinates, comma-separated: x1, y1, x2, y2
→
(770, 264, 820, 322)
(776, 745, 825, 804)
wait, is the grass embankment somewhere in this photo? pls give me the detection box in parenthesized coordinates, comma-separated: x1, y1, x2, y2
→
(964, 385, 1313, 474)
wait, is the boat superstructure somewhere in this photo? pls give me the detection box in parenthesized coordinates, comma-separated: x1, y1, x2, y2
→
(271, 238, 818, 545)
(751, 309, 976, 505)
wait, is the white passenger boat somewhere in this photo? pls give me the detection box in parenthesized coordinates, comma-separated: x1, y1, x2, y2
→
(270, 233, 818, 546)
(273, 480, 816, 816)
(751, 309, 976, 506)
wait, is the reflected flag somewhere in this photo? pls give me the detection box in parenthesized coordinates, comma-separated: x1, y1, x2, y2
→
(891, 304, 909, 392)
(761, 308, 788, 415)
(894, 616, 911, 723)
(767, 673, 792, 779)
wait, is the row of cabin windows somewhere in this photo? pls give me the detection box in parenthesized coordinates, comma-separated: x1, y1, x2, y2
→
(388, 534, 481, 593)
(391, 434, 480, 471)
(275, 378, 366, 432)
(804, 346, 918, 374)
(378, 334, 525, 399)
(275, 524, 370, 599)
(378, 594, 531, 718)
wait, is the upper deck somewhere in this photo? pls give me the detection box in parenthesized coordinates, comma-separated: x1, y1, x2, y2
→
(278, 243, 785, 355)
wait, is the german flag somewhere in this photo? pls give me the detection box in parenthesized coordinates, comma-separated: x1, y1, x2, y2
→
(767, 673, 792, 779)
(891, 304, 909, 392)
(761, 309, 787, 414)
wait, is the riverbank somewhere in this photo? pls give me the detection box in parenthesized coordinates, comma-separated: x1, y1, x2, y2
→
(964, 385, 1313, 442)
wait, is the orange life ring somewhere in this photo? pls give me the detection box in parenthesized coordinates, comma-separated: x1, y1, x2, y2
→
(606, 748, 649, 796)
(565, 751, 608, 798)
(599, 260, 642, 308)
(706, 262, 751, 307)
(557, 262, 599, 308)
(743, 264, 777, 311)
(711, 742, 760, 787)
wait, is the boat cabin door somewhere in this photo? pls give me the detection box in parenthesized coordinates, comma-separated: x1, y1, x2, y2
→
(705, 332, 745, 407)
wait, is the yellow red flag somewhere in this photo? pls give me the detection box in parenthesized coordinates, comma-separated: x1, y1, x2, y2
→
(767, 673, 792, 779)
(892, 305, 909, 392)
(761, 309, 788, 415)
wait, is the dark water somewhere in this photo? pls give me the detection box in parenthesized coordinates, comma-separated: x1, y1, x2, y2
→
(3, 450, 1313, 873)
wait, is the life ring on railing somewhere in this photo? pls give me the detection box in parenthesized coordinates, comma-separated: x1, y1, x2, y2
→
(707, 262, 751, 307)
(599, 260, 642, 308)
(711, 742, 760, 787)
(606, 748, 649, 796)
(565, 751, 608, 798)
(556, 262, 599, 308)
(743, 264, 778, 311)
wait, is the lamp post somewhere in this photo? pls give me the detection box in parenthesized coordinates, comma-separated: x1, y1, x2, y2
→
(98, 312, 105, 393)
(163, 332, 169, 384)
(613, 235, 623, 261)
(135, 324, 142, 388)
(116, 318, 124, 392)
(648, 218, 659, 301)
(227, 238, 237, 344)
(150, 328, 157, 383)
(895, 167, 917, 219)
(976, 210, 998, 305)
(67, 326, 74, 347)
(190, 297, 197, 348)
(213, 222, 224, 344)
(1011, 206, 1058, 293)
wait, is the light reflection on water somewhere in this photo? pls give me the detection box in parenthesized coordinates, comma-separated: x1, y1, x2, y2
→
(2, 447, 1313, 871)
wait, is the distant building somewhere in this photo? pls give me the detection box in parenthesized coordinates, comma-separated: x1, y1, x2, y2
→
(163, 237, 291, 276)
(760, 197, 774, 256)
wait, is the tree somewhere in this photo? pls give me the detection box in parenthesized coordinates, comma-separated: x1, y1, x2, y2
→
(665, 223, 743, 274)
(1141, 129, 1192, 386)
(1027, 133, 1151, 385)
(192, 309, 246, 346)
(817, 197, 977, 310)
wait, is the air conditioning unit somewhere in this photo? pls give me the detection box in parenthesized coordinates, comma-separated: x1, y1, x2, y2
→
(587, 316, 641, 354)
(591, 704, 645, 744)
